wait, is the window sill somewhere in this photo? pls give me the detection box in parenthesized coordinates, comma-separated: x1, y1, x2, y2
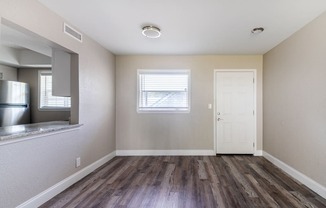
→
(137, 110, 190, 114)
(38, 107, 71, 112)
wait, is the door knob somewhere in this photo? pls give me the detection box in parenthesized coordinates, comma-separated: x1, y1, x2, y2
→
(217, 118, 224, 121)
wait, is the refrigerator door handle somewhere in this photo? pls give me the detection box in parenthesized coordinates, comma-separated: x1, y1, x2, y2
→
(0, 104, 29, 108)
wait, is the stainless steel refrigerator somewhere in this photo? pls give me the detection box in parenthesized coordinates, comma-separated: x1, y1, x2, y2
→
(0, 80, 30, 127)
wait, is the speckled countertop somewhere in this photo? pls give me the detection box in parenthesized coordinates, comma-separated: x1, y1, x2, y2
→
(0, 121, 82, 142)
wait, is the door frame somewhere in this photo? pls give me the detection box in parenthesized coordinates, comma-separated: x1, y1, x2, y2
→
(213, 69, 257, 154)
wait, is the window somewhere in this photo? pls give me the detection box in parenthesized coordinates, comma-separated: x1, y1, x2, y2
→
(38, 70, 71, 110)
(137, 70, 190, 112)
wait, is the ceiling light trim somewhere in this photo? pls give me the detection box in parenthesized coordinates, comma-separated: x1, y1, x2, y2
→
(142, 26, 161, 39)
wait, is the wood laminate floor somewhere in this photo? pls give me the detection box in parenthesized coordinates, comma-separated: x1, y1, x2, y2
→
(41, 156, 326, 208)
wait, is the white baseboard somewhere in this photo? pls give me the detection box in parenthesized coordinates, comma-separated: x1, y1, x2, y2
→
(254, 150, 263, 156)
(17, 151, 116, 208)
(263, 151, 326, 199)
(116, 149, 215, 156)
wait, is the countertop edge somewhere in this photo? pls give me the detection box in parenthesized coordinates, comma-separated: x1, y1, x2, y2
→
(0, 124, 83, 146)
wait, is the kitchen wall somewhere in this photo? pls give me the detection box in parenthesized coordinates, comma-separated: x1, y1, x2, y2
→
(116, 55, 263, 152)
(0, 0, 115, 207)
(18, 68, 70, 123)
(263, 12, 326, 186)
(0, 64, 17, 81)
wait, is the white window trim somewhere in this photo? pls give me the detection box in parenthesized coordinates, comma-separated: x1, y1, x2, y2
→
(137, 69, 191, 113)
(38, 70, 71, 111)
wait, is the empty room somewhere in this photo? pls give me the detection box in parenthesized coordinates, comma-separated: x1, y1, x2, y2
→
(0, 0, 325, 207)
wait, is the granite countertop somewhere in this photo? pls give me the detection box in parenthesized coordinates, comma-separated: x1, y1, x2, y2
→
(0, 121, 82, 142)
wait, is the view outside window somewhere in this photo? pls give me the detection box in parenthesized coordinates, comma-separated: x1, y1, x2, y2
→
(39, 71, 71, 110)
(138, 70, 190, 112)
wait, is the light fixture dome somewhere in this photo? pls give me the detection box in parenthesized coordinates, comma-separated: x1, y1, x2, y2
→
(142, 26, 161, 38)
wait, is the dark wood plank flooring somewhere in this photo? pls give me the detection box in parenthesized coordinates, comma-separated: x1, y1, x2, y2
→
(41, 156, 326, 208)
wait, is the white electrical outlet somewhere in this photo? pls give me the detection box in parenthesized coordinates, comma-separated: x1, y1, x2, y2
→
(75, 157, 81, 168)
(0, 72, 3, 80)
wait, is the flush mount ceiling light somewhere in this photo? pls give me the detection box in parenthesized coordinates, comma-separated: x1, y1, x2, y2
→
(142, 26, 161, 38)
(251, 27, 264, 34)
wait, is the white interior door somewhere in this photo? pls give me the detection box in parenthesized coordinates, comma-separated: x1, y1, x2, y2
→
(215, 71, 255, 154)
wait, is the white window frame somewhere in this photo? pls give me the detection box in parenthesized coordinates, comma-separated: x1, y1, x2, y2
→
(137, 69, 191, 113)
(38, 70, 71, 111)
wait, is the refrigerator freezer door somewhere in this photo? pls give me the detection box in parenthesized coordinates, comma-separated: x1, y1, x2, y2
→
(0, 80, 30, 105)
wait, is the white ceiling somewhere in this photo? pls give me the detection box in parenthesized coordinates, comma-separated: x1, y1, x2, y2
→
(38, 0, 326, 55)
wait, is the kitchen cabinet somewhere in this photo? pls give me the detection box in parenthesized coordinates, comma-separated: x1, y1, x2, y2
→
(51, 49, 71, 96)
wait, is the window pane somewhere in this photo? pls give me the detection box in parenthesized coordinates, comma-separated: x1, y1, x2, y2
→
(39, 71, 71, 109)
(141, 92, 188, 108)
(143, 74, 188, 91)
(138, 70, 190, 112)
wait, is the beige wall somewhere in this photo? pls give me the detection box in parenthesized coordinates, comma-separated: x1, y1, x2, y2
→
(18, 68, 70, 123)
(0, 0, 115, 207)
(116, 55, 263, 152)
(263, 12, 326, 186)
(0, 64, 17, 81)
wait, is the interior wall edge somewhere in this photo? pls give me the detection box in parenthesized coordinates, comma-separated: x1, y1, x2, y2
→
(115, 55, 263, 152)
(254, 150, 263, 156)
(116, 149, 263, 156)
(116, 150, 215, 156)
(263, 151, 326, 199)
(263, 11, 326, 188)
(16, 151, 116, 208)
